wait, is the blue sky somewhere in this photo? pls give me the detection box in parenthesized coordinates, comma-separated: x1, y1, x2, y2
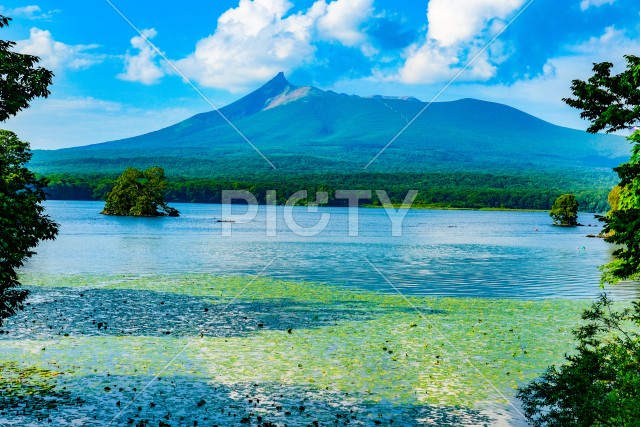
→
(1, 0, 638, 149)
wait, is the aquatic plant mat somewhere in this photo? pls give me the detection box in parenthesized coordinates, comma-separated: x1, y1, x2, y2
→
(1, 274, 595, 426)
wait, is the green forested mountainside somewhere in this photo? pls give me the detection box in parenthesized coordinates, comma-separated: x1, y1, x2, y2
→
(30, 73, 628, 177)
(43, 170, 616, 212)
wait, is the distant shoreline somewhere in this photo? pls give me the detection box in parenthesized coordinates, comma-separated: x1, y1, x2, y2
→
(362, 204, 549, 213)
(42, 199, 606, 215)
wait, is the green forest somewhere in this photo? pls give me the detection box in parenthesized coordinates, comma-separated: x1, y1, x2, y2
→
(42, 169, 617, 212)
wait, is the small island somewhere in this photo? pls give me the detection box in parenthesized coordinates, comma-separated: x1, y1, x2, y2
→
(549, 193, 578, 226)
(101, 166, 179, 217)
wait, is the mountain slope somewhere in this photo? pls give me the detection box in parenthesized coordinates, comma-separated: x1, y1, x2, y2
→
(30, 73, 629, 177)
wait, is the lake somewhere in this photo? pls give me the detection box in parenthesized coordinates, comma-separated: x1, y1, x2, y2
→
(24, 200, 639, 300)
(2, 201, 637, 427)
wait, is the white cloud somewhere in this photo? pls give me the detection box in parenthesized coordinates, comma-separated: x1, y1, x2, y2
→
(175, 0, 323, 91)
(32, 97, 124, 113)
(174, 0, 373, 91)
(0, 5, 59, 20)
(317, 0, 373, 47)
(117, 28, 165, 85)
(14, 28, 102, 71)
(427, 0, 523, 47)
(569, 25, 623, 54)
(580, 0, 616, 11)
(393, 0, 524, 85)
(399, 41, 459, 84)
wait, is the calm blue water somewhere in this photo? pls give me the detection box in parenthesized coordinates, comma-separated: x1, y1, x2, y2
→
(24, 200, 639, 300)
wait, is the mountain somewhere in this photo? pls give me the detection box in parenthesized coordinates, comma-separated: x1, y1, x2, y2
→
(30, 72, 629, 178)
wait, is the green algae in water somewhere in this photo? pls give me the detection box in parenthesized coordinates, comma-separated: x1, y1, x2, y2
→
(0, 361, 81, 417)
(2, 273, 595, 425)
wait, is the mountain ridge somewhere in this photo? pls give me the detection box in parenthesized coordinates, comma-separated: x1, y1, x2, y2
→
(30, 73, 628, 177)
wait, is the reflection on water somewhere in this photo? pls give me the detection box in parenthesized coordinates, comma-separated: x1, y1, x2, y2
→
(25, 200, 639, 300)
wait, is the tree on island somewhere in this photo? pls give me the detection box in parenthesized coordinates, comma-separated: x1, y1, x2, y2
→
(549, 194, 579, 226)
(102, 166, 179, 217)
(518, 56, 640, 426)
(0, 15, 58, 327)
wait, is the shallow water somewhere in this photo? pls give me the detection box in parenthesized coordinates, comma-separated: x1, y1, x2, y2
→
(2, 276, 590, 427)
